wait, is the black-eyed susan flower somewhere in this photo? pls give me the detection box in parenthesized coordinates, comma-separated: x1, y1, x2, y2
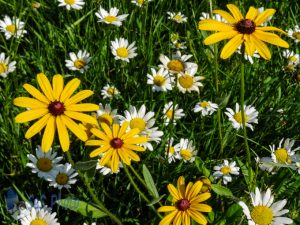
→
(58, 0, 85, 10)
(65, 50, 91, 73)
(13, 73, 98, 152)
(0, 52, 16, 78)
(95, 6, 128, 27)
(158, 176, 212, 225)
(213, 160, 240, 185)
(239, 187, 293, 225)
(86, 122, 147, 173)
(198, 4, 289, 60)
(111, 38, 137, 62)
(287, 25, 300, 43)
(0, 16, 27, 40)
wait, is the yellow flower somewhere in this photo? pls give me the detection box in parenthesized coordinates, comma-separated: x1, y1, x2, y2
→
(158, 176, 212, 225)
(198, 4, 289, 60)
(86, 122, 147, 173)
(14, 73, 99, 152)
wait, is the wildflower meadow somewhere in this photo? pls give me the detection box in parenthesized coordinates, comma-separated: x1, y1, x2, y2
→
(1, 0, 300, 225)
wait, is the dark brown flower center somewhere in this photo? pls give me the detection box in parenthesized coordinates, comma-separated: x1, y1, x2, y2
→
(235, 19, 256, 34)
(176, 198, 190, 211)
(48, 101, 65, 116)
(110, 138, 123, 148)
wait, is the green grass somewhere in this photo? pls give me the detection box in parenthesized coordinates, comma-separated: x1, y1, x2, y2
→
(1, 0, 300, 224)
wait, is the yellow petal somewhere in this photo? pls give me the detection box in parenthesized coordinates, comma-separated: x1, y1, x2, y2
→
(101, 123, 113, 139)
(118, 149, 131, 165)
(245, 6, 258, 20)
(173, 211, 182, 225)
(183, 211, 190, 225)
(37, 73, 55, 102)
(52, 74, 64, 101)
(177, 176, 185, 200)
(198, 19, 233, 32)
(251, 35, 271, 60)
(85, 140, 106, 146)
(190, 193, 211, 204)
(220, 34, 244, 59)
(157, 206, 176, 212)
(190, 204, 212, 212)
(15, 108, 49, 123)
(158, 210, 177, 225)
(122, 144, 145, 151)
(100, 149, 114, 166)
(90, 128, 111, 141)
(253, 30, 289, 48)
(89, 145, 111, 158)
(187, 181, 203, 200)
(120, 127, 140, 139)
(65, 103, 99, 112)
(167, 184, 180, 200)
(112, 123, 120, 138)
(64, 90, 94, 106)
(60, 78, 80, 103)
(23, 84, 50, 104)
(203, 31, 238, 45)
(56, 115, 70, 152)
(62, 115, 87, 141)
(254, 9, 276, 26)
(64, 111, 98, 124)
(123, 136, 147, 145)
(25, 113, 52, 139)
(188, 210, 207, 225)
(226, 4, 244, 21)
(256, 26, 287, 35)
(213, 9, 236, 24)
(123, 149, 140, 161)
(14, 97, 47, 109)
(184, 182, 193, 199)
(117, 121, 128, 138)
(41, 116, 56, 152)
(244, 35, 256, 56)
(111, 151, 120, 173)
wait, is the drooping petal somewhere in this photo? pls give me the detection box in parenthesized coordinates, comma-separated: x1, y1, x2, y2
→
(226, 4, 244, 21)
(173, 211, 182, 225)
(23, 84, 50, 104)
(244, 35, 256, 56)
(37, 73, 55, 102)
(253, 30, 289, 48)
(60, 78, 80, 103)
(15, 108, 49, 123)
(118, 148, 131, 165)
(198, 19, 233, 32)
(123, 148, 140, 161)
(13, 97, 48, 109)
(65, 103, 99, 112)
(63, 90, 94, 106)
(251, 35, 271, 60)
(188, 210, 207, 225)
(56, 115, 70, 152)
(62, 115, 88, 141)
(41, 116, 56, 152)
(203, 31, 238, 45)
(245, 6, 258, 20)
(100, 149, 114, 166)
(159, 210, 178, 225)
(52, 74, 64, 101)
(111, 151, 120, 173)
(220, 34, 244, 59)
(64, 111, 98, 124)
(255, 9, 276, 26)
(25, 113, 52, 139)
(212, 10, 236, 24)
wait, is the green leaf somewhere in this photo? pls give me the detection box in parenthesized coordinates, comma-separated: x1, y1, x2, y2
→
(142, 164, 159, 198)
(195, 157, 211, 178)
(237, 158, 254, 186)
(225, 203, 242, 218)
(56, 199, 107, 218)
(211, 184, 233, 197)
(73, 160, 97, 171)
(216, 93, 231, 109)
(147, 194, 166, 206)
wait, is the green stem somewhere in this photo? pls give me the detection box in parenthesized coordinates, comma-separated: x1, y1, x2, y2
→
(129, 165, 147, 188)
(66, 152, 123, 225)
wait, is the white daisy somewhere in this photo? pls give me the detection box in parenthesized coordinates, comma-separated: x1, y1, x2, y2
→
(95, 6, 128, 27)
(236, 46, 260, 64)
(146, 67, 174, 92)
(97, 103, 119, 127)
(119, 104, 155, 133)
(282, 50, 299, 66)
(270, 138, 300, 164)
(193, 100, 218, 116)
(131, 0, 152, 7)
(83, 223, 96, 225)
(20, 207, 59, 225)
(165, 137, 180, 163)
(140, 127, 164, 151)
(163, 101, 185, 125)
(47, 163, 78, 189)
(239, 187, 293, 225)
(174, 138, 197, 163)
(101, 84, 120, 99)
(0, 16, 27, 40)
(111, 38, 137, 62)
(26, 146, 63, 179)
(159, 51, 197, 74)
(0, 52, 16, 78)
(296, 162, 300, 174)
(199, 12, 225, 22)
(65, 50, 91, 73)
(13, 199, 52, 220)
(284, 62, 298, 73)
(167, 12, 187, 23)
(177, 66, 204, 93)
(213, 160, 240, 185)
(225, 103, 258, 131)
(58, 0, 85, 10)
(171, 40, 187, 50)
(287, 25, 300, 43)
(96, 158, 122, 175)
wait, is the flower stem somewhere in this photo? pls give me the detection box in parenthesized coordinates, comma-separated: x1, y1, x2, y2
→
(129, 165, 147, 189)
(66, 151, 123, 225)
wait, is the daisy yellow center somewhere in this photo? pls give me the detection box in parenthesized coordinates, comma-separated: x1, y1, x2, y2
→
(200, 101, 209, 108)
(167, 59, 184, 72)
(6, 24, 16, 33)
(0, 63, 8, 73)
(166, 146, 175, 154)
(175, 42, 182, 48)
(166, 110, 173, 119)
(288, 56, 298, 63)
(220, 166, 231, 175)
(180, 149, 192, 160)
(110, 138, 123, 149)
(176, 198, 190, 211)
(98, 114, 113, 126)
(274, 148, 291, 163)
(250, 206, 273, 225)
(235, 19, 256, 34)
(116, 47, 129, 58)
(64, 0, 75, 5)
(178, 74, 193, 88)
(292, 32, 300, 40)
(55, 173, 69, 185)
(107, 87, 116, 96)
(137, 0, 144, 5)
(48, 101, 65, 116)
(74, 59, 86, 69)
(36, 158, 53, 172)
(153, 75, 166, 86)
(285, 64, 296, 72)
(104, 16, 117, 23)
(30, 218, 47, 225)
(233, 112, 248, 124)
(173, 15, 183, 22)
(130, 118, 146, 132)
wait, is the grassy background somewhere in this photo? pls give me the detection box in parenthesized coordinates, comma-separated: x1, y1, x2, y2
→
(0, 0, 300, 224)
